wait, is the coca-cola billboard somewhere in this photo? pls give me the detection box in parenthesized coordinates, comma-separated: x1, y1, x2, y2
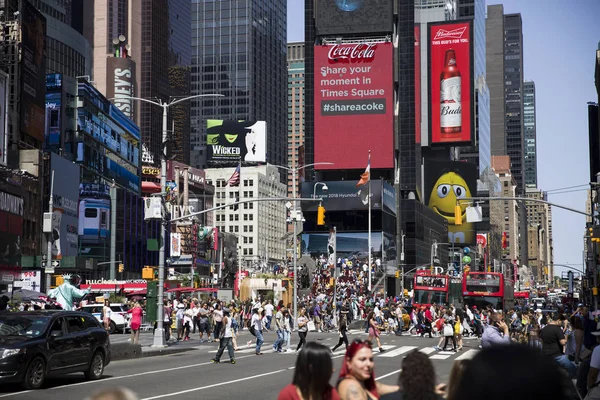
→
(428, 21, 474, 146)
(314, 42, 393, 170)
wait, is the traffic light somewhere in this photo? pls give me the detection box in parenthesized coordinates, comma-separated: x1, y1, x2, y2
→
(395, 271, 400, 279)
(142, 266, 154, 280)
(454, 204, 462, 225)
(317, 204, 326, 226)
(118, 263, 124, 273)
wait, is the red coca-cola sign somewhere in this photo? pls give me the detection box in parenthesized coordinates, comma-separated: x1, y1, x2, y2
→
(327, 43, 376, 62)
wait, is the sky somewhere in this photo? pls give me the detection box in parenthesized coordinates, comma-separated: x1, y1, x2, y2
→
(286, 0, 600, 278)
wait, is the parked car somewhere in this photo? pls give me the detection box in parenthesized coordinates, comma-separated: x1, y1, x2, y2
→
(81, 303, 130, 333)
(0, 310, 110, 389)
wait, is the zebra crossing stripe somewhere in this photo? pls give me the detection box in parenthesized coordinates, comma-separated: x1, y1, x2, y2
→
(419, 347, 437, 355)
(378, 346, 417, 358)
(455, 349, 478, 360)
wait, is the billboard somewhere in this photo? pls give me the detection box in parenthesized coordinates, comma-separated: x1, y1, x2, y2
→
(314, 42, 393, 170)
(0, 71, 7, 166)
(0, 188, 23, 269)
(315, 0, 393, 36)
(300, 180, 383, 212)
(424, 159, 477, 245)
(20, 0, 47, 142)
(105, 57, 136, 120)
(51, 153, 80, 258)
(206, 120, 266, 163)
(428, 21, 473, 146)
(415, 25, 421, 144)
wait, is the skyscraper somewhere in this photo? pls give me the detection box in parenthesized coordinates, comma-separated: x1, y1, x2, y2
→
(190, 0, 287, 171)
(523, 80, 537, 188)
(287, 42, 305, 199)
(486, 4, 506, 157)
(83, 0, 191, 165)
(503, 13, 525, 194)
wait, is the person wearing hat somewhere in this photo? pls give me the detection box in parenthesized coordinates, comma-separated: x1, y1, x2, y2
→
(540, 312, 577, 379)
(211, 308, 236, 364)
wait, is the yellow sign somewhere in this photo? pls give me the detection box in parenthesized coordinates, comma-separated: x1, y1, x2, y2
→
(142, 166, 160, 176)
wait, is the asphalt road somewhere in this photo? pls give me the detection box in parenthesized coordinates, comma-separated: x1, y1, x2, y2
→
(0, 330, 480, 399)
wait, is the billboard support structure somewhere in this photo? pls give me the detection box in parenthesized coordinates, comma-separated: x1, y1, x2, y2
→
(45, 170, 54, 290)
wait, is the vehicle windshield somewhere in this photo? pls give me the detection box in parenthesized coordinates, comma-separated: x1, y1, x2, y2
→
(413, 290, 446, 305)
(463, 296, 502, 310)
(0, 315, 51, 338)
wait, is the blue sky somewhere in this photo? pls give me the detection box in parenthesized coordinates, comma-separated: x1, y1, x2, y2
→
(286, 0, 600, 278)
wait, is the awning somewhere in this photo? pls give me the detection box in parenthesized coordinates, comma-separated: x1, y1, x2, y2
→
(81, 283, 149, 294)
(142, 181, 161, 193)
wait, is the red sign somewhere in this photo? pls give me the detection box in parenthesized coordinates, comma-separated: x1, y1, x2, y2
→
(314, 42, 394, 170)
(476, 233, 487, 248)
(415, 25, 421, 144)
(428, 21, 473, 145)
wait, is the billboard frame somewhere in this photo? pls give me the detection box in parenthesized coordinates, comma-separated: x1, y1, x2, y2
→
(427, 20, 474, 147)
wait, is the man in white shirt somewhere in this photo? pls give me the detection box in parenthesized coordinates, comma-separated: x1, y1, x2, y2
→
(250, 309, 264, 355)
(264, 300, 275, 330)
(272, 308, 284, 352)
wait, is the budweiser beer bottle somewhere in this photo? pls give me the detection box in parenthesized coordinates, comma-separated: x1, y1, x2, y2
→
(440, 49, 461, 139)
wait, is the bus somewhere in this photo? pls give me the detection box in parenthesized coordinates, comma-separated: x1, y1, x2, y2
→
(412, 271, 462, 308)
(462, 272, 515, 311)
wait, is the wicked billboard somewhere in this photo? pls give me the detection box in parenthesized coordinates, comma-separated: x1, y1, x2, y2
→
(206, 120, 266, 163)
(424, 159, 477, 245)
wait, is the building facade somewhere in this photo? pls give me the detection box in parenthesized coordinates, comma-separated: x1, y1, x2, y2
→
(205, 165, 286, 269)
(485, 4, 506, 157)
(190, 0, 287, 171)
(525, 187, 553, 282)
(523, 80, 537, 188)
(492, 156, 520, 264)
(287, 42, 305, 199)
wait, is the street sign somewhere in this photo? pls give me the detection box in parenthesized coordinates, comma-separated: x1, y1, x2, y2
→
(1, 274, 13, 282)
(13, 281, 24, 288)
(44, 267, 55, 274)
(41, 260, 60, 268)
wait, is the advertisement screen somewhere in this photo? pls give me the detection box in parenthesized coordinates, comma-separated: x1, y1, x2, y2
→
(300, 180, 383, 212)
(51, 153, 80, 258)
(415, 25, 421, 144)
(207, 120, 266, 163)
(314, 42, 393, 170)
(45, 92, 61, 148)
(424, 159, 477, 245)
(315, 0, 393, 36)
(20, 0, 47, 142)
(0, 71, 7, 166)
(428, 21, 473, 145)
(105, 57, 136, 120)
(301, 232, 383, 259)
(0, 189, 23, 269)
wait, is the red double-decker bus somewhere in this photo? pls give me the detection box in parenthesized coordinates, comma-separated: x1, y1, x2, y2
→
(462, 271, 515, 311)
(412, 271, 462, 308)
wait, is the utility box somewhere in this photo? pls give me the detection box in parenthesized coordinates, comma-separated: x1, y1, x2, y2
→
(146, 281, 158, 322)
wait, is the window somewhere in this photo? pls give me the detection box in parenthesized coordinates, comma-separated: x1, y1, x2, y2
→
(243, 248, 248, 256)
(248, 237, 253, 244)
(83, 316, 100, 329)
(244, 214, 248, 221)
(230, 192, 235, 198)
(249, 214, 253, 221)
(248, 179, 254, 187)
(65, 316, 85, 333)
(244, 225, 248, 232)
(229, 215, 234, 221)
(85, 208, 97, 218)
(248, 248, 253, 255)
(249, 226, 254, 232)
(244, 237, 248, 244)
(243, 179, 248, 186)
(234, 226, 239, 232)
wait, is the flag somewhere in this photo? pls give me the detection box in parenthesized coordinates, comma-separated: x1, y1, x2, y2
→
(226, 163, 241, 187)
(356, 152, 370, 187)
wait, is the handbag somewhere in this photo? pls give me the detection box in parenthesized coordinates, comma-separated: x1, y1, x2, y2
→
(307, 320, 316, 332)
(443, 324, 454, 337)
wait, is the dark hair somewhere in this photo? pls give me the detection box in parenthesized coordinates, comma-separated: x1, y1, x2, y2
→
(449, 345, 566, 400)
(398, 350, 437, 400)
(446, 360, 471, 400)
(293, 342, 335, 400)
(570, 315, 584, 330)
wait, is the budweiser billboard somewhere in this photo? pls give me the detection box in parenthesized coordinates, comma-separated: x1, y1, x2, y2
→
(428, 21, 474, 146)
(314, 42, 393, 170)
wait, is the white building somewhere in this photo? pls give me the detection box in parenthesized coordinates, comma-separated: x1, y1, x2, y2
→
(205, 165, 287, 270)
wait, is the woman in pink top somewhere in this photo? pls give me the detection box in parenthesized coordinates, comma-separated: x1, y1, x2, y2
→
(128, 302, 144, 344)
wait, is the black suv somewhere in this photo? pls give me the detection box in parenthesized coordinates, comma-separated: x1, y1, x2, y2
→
(0, 310, 111, 389)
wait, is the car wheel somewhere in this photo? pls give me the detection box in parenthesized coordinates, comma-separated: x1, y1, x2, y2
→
(109, 321, 117, 334)
(23, 357, 45, 390)
(84, 351, 104, 380)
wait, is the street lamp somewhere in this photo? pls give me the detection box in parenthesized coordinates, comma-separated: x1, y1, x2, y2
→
(270, 162, 333, 327)
(111, 93, 223, 348)
(313, 182, 328, 198)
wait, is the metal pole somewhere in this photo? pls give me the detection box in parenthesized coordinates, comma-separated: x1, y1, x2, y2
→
(109, 181, 117, 280)
(218, 233, 223, 280)
(368, 177, 372, 292)
(45, 170, 54, 291)
(238, 243, 242, 298)
(332, 226, 337, 322)
(153, 103, 168, 348)
(292, 168, 298, 329)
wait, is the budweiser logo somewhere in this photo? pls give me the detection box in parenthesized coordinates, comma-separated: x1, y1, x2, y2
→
(434, 27, 467, 40)
(327, 43, 376, 61)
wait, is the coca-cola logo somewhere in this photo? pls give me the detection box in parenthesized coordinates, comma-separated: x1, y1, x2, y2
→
(327, 43, 377, 62)
(434, 27, 467, 40)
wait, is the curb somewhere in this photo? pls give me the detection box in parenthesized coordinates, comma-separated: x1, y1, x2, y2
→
(141, 346, 198, 358)
(111, 343, 143, 361)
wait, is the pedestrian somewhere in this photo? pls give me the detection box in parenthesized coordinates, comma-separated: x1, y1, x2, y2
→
(211, 307, 236, 364)
(540, 312, 577, 378)
(251, 308, 264, 355)
(197, 303, 210, 343)
(273, 306, 285, 353)
(481, 310, 510, 348)
(277, 342, 340, 400)
(127, 302, 143, 345)
(296, 308, 309, 353)
(379, 350, 444, 400)
(282, 308, 293, 353)
(332, 315, 349, 352)
(367, 311, 385, 353)
(264, 299, 274, 330)
(102, 300, 112, 332)
(175, 303, 185, 340)
(213, 303, 223, 342)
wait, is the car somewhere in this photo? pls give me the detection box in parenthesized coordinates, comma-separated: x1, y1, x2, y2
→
(80, 303, 130, 334)
(0, 310, 111, 389)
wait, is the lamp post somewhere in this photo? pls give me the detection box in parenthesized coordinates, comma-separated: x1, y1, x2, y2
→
(270, 162, 333, 327)
(111, 93, 223, 347)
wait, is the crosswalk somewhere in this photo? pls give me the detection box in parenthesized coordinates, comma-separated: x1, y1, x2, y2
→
(205, 341, 479, 362)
